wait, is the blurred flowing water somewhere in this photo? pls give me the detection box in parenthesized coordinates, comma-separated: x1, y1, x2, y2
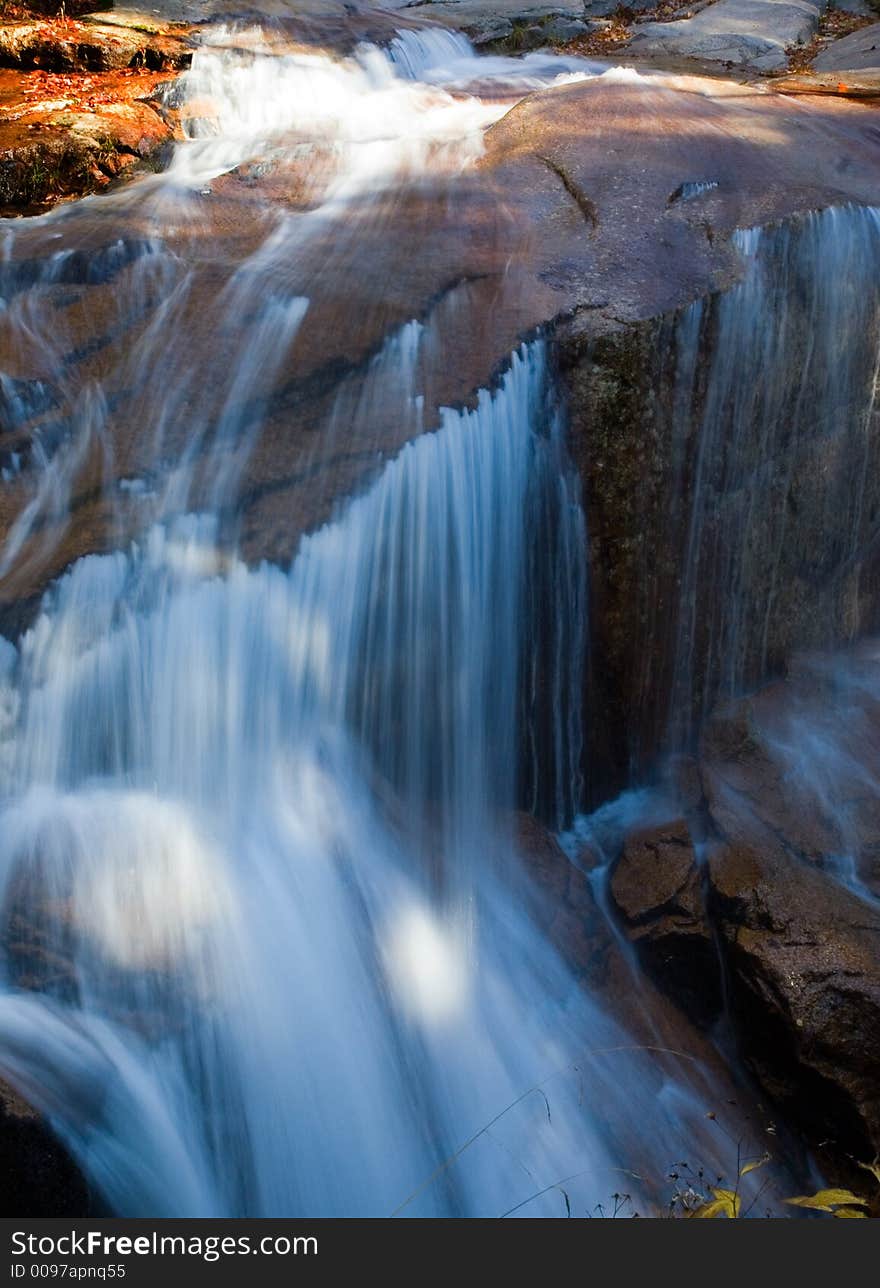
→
(667, 206, 880, 749)
(0, 25, 799, 1215)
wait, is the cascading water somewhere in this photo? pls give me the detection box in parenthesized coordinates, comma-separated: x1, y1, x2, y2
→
(0, 25, 771, 1217)
(667, 205, 880, 749)
(0, 335, 741, 1217)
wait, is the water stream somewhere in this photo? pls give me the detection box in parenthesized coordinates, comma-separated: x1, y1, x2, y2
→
(0, 22, 841, 1217)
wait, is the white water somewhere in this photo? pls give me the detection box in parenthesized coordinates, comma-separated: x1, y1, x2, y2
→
(387, 24, 600, 89)
(168, 25, 603, 193)
(0, 27, 736, 1216)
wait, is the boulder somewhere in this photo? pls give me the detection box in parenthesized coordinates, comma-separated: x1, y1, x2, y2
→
(708, 842, 880, 1165)
(609, 818, 722, 1025)
(684, 644, 880, 1169)
(543, 16, 592, 42)
(814, 20, 880, 70)
(600, 724, 880, 1171)
(513, 22, 549, 49)
(0, 1077, 90, 1215)
(0, 17, 192, 73)
(401, 0, 592, 44)
(0, 67, 176, 214)
(628, 0, 823, 71)
(471, 18, 515, 44)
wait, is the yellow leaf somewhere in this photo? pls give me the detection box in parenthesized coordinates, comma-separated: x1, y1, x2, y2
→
(712, 1188, 741, 1218)
(740, 1154, 769, 1178)
(833, 1208, 868, 1219)
(785, 1188, 868, 1212)
(690, 1188, 740, 1218)
(856, 1159, 880, 1187)
(690, 1198, 728, 1219)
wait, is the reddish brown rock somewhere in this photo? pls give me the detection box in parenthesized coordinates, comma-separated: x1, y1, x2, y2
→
(3, 65, 880, 657)
(0, 66, 176, 213)
(609, 818, 722, 1025)
(483, 75, 880, 798)
(709, 841, 880, 1167)
(0, 7, 195, 216)
(0, 8, 193, 213)
(0, 16, 192, 74)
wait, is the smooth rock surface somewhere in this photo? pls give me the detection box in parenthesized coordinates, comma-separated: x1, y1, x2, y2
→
(629, 0, 823, 70)
(814, 18, 880, 68)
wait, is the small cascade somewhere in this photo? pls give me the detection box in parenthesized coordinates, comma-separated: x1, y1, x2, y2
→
(388, 25, 603, 90)
(667, 204, 880, 749)
(386, 26, 477, 79)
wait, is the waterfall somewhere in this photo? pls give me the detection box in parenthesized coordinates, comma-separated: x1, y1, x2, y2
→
(0, 341, 707, 1217)
(668, 204, 880, 749)
(0, 24, 755, 1218)
(386, 27, 477, 79)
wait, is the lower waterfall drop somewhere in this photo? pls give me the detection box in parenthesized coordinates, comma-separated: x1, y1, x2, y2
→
(0, 341, 741, 1215)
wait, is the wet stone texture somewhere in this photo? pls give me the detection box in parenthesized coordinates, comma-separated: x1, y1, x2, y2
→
(0, 1077, 91, 1216)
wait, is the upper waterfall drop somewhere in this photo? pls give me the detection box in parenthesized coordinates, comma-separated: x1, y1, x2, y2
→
(386, 26, 477, 79)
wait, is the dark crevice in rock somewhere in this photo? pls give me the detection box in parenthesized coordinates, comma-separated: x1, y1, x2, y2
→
(539, 155, 599, 230)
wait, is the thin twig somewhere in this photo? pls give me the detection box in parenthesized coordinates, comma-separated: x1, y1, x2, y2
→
(389, 1044, 698, 1216)
(499, 1170, 596, 1218)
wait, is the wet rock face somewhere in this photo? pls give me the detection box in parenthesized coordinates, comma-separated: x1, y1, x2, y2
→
(609, 819, 722, 1026)
(708, 842, 880, 1166)
(483, 74, 880, 800)
(0, 1077, 90, 1215)
(612, 646, 880, 1172)
(513, 812, 610, 980)
(567, 299, 880, 798)
(700, 644, 880, 898)
(602, 742, 880, 1171)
